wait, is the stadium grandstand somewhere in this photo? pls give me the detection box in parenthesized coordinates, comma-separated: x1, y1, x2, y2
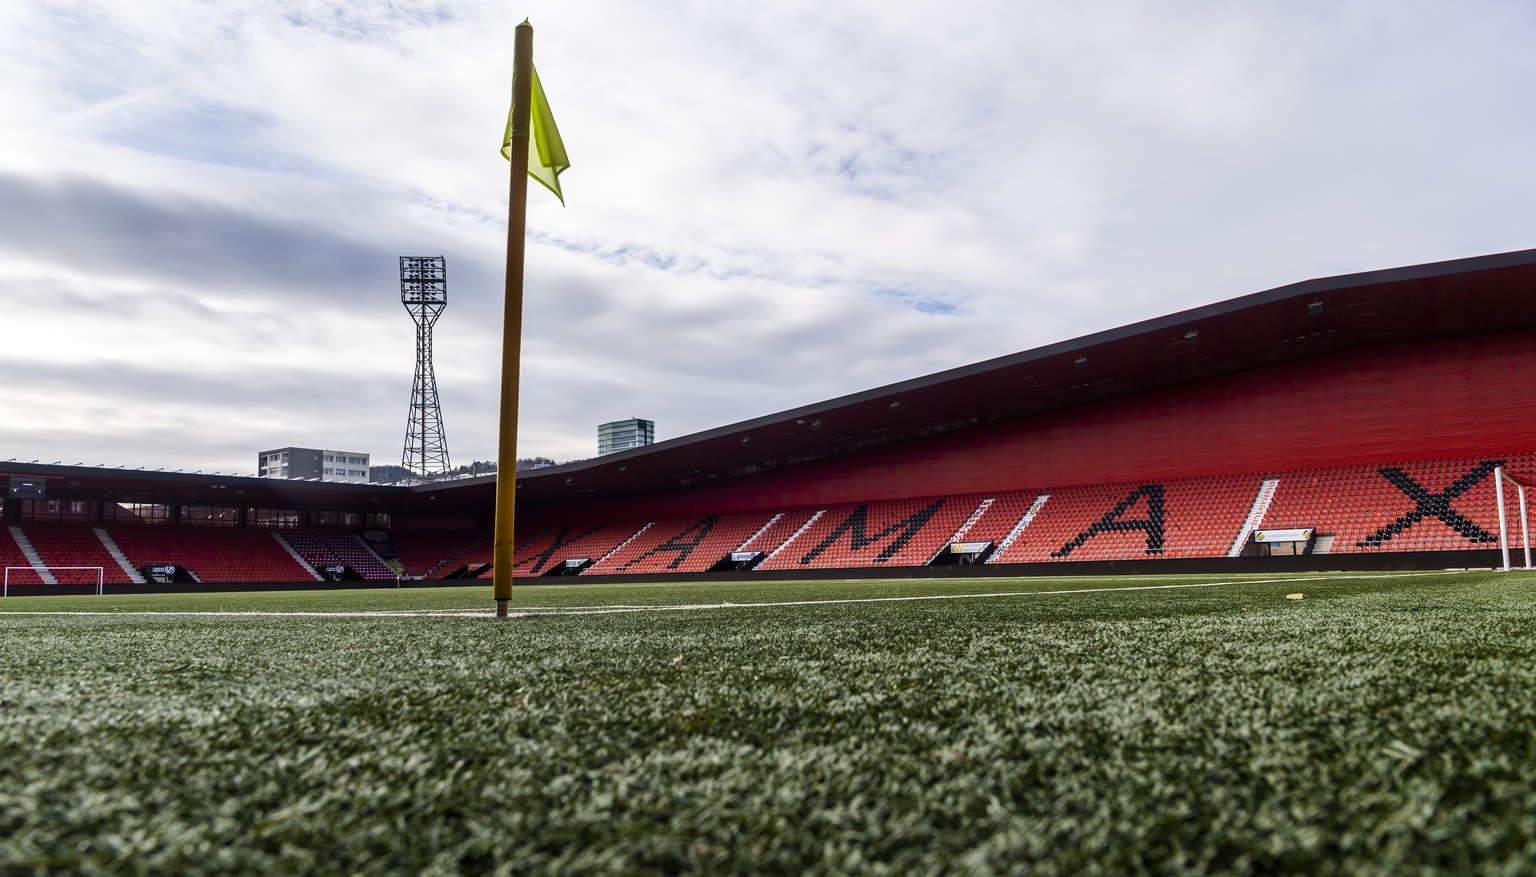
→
(5, 248, 1536, 592)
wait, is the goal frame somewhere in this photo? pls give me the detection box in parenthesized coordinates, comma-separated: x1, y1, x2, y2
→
(2, 566, 105, 597)
(1494, 467, 1533, 571)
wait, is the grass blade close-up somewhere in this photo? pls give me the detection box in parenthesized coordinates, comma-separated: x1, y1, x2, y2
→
(2, 570, 1535, 874)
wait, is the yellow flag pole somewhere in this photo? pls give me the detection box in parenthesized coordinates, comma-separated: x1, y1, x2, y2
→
(493, 21, 534, 618)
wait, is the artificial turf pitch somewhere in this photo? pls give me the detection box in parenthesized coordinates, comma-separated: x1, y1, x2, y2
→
(2, 571, 1534, 875)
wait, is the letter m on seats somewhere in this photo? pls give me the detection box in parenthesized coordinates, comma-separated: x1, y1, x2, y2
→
(798, 500, 946, 565)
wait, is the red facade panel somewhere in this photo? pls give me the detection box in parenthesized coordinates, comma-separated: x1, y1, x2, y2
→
(550, 332, 1535, 521)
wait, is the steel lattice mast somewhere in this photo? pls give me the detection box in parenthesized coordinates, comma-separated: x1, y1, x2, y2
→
(400, 256, 451, 477)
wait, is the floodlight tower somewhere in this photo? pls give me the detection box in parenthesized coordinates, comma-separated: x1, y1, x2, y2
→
(400, 256, 451, 477)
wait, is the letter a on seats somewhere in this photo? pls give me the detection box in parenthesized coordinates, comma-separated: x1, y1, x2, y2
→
(1052, 484, 1166, 559)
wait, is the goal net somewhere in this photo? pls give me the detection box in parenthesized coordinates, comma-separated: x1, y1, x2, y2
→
(2, 566, 105, 596)
(1494, 467, 1536, 571)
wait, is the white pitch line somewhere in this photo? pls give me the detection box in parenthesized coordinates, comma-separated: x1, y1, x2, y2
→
(537, 570, 1457, 615)
(0, 570, 1460, 619)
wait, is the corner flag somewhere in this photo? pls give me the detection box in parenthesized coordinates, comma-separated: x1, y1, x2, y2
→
(502, 62, 569, 204)
(493, 20, 560, 617)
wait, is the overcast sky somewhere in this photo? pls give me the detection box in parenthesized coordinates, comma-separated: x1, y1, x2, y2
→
(3, 1, 1534, 474)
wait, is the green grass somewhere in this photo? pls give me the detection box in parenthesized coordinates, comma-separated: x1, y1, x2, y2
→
(3, 571, 1535, 874)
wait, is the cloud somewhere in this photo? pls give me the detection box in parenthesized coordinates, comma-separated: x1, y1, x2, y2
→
(0, 173, 389, 300)
(3, 0, 1536, 472)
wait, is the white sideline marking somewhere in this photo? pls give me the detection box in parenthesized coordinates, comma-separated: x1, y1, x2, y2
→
(537, 571, 1455, 616)
(0, 571, 1460, 619)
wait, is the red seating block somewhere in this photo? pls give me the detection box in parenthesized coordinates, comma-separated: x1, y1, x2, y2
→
(510, 521, 647, 577)
(755, 494, 987, 571)
(1261, 454, 1529, 554)
(586, 511, 778, 575)
(107, 526, 314, 583)
(392, 529, 489, 578)
(20, 524, 133, 584)
(991, 475, 1259, 563)
(280, 529, 396, 580)
(0, 527, 45, 586)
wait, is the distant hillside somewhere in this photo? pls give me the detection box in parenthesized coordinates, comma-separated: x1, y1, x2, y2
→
(370, 458, 557, 484)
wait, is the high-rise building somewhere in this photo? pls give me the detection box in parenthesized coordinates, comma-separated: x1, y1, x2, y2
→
(597, 418, 655, 456)
(258, 448, 371, 483)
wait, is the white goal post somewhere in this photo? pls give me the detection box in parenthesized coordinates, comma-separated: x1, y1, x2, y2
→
(1494, 467, 1533, 572)
(3, 566, 105, 597)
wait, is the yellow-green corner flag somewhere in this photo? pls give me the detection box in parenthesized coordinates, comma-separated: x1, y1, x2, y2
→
(502, 63, 569, 204)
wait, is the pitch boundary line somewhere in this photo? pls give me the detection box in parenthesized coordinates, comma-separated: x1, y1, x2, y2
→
(531, 570, 1454, 616)
(0, 570, 1459, 619)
